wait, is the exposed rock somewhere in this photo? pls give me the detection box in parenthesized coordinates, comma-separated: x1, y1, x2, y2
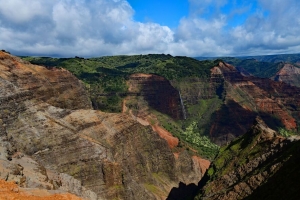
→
(126, 73, 184, 120)
(208, 62, 300, 145)
(195, 117, 300, 200)
(0, 51, 208, 200)
(272, 63, 300, 87)
(0, 51, 92, 110)
(0, 179, 83, 200)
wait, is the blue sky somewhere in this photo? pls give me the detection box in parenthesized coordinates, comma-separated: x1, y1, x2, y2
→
(129, 0, 267, 30)
(128, 0, 189, 28)
(0, 0, 300, 57)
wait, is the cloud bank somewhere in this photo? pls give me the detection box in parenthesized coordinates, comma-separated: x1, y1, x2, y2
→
(0, 0, 300, 57)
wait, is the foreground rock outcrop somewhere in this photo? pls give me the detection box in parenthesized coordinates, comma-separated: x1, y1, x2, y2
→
(195, 117, 300, 200)
(0, 51, 208, 199)
(0, 179, 82, 200)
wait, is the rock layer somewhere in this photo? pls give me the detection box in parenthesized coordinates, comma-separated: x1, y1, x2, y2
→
(127, 73, 184, 120)
(0, 52, 92, 110)
(0, 51, 207, 199)
(272, 63, 300, 87)
(208, 62, 300, 145)
(195, 117, 300, 200)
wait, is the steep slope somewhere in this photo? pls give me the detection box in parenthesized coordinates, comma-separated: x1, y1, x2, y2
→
(0, 51, 208, 199)
(272, 63, 300, 87)
(0, 52, 91, 110)
(206, 62, 299, 145)
(195, 117, 300, 200)
(23, 54, 300, 148)
(223, 57, 283, 78)
(24, 54, 213, 113)
(126, 73, 184, 120)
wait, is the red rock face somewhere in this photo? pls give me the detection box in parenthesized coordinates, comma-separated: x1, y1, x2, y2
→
(127, 73, 184, 120)
(152, 125, 179, 149)
(0, 52, 209, 200)
(272, 63, 300, 87)
(209, 62, 300, 145)
(0, 51, 92, 110)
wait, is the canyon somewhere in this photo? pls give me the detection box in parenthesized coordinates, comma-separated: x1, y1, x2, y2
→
(0, 51, 209, 199)
(2, 51, 300, 199)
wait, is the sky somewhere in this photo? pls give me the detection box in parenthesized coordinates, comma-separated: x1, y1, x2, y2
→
(0, 0, 300, 57)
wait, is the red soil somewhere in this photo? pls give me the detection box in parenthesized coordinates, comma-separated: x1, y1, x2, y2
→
(0, 179, 82, 200)
(152, 125, 179, 149)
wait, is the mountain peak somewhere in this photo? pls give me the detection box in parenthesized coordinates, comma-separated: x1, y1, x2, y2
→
(251, 116, 278, 141)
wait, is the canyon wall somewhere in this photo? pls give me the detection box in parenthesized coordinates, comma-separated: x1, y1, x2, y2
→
(0, 51, 208, 200)
(195, 117, 300, 200)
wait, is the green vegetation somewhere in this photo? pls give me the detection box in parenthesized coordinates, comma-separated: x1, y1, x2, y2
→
(278, 127, 297, 137)
(182, 121, 220, 159)
(197, 53, 300, 78)
(195, 123, 300, 199)
(223, 57, 284, 78)
(152, 109, 219, 160)
(24, 54, 221, 159)
(144, 183, 164, 196)
(207, 131, 262, 179)
(242, 53, 300, 63)
(24, 54, 214, 112)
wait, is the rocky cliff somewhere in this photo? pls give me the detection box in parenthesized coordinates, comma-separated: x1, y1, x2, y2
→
(195, 117, 300, 200)
(126, 73, 184, 120)
(123, 61, 300, 148)
(0, 51, 208, 199)
(0, 52, 92, 110)
(272, 63, 300, 87)
(204, 62, 300, 145)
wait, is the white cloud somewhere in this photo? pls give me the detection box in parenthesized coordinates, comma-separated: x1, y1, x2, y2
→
(0, 0, 300, 57)
(0, 0, 48, 23)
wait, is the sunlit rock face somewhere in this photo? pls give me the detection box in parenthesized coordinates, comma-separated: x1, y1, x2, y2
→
(0, 52, 208, 200)
(195, 117, 300, 200)
(207, 62, 299, 145)
(272, 63, 300, 87)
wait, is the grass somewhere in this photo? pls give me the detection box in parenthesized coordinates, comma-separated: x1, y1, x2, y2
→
(23, 54, 215, 113)
(144, 183, 164, 196)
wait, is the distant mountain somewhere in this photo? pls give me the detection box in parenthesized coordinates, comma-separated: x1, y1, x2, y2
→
(196, 53, 300, 81)
(271, 63, 300, 87)
(241, 53, 300, 63)
(196, 53, 300, 63)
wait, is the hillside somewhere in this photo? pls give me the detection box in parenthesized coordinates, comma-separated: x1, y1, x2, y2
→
(2, 51, 300, 199)
(0, 51, 210, 199)
(197, 53, 300, 85)
(194, 117, 300, 200)
(271, 63, 300, 87)
(23, 54, 300, 157)
(24, 55, 222, 159)
(24, 54, 213, 112)
(242, 53, 300, 63)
